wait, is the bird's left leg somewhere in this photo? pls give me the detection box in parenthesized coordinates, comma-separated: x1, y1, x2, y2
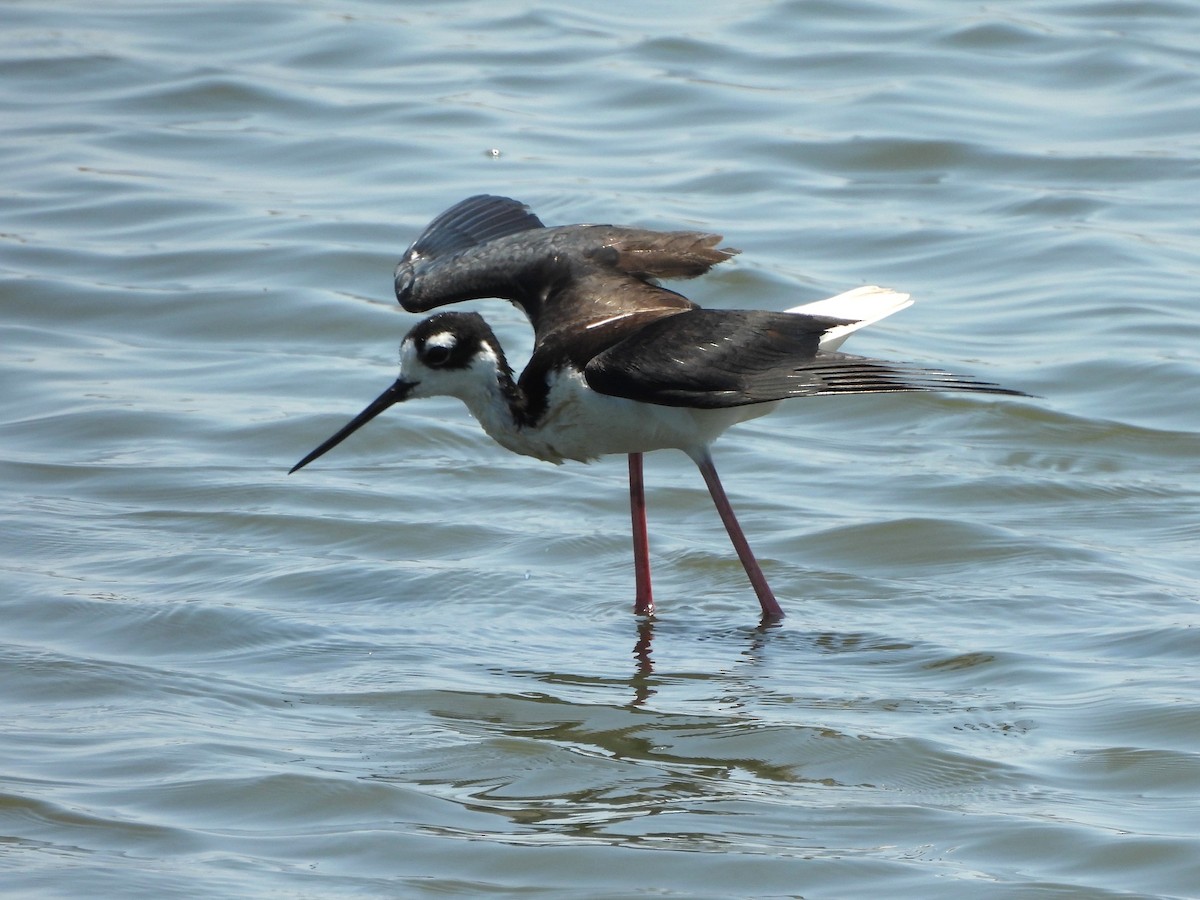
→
(691, 450, 785, 620)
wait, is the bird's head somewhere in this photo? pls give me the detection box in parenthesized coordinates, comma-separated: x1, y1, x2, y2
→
(289, 312, 509, 474)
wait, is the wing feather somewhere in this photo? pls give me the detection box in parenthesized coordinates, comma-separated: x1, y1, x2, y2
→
(587, 231, 739, 279)
(402, 194, 545, 261)
(584, 309, 1024, 408)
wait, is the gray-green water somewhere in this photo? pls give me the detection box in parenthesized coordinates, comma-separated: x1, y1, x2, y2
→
(3, 2, 1198, 897)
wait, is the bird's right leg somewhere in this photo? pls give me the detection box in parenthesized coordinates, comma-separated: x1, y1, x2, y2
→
(629, 452, 654, 616)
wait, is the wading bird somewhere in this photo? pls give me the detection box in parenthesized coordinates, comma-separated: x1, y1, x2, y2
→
(292, 196, 1022, 620)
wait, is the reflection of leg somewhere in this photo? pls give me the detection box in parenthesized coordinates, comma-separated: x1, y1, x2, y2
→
(691, 450, 785, 621)
(629, 618, 656, 706)
(629, 453, 654, 616)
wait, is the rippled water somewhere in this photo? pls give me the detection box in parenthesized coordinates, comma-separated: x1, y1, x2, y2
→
(3, 1, 1199, 897)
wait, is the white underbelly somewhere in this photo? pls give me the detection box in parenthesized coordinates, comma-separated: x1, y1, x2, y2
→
(479, 370, 780, 464)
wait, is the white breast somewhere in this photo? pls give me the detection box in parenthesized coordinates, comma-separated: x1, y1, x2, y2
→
(473, 368, 775, 464)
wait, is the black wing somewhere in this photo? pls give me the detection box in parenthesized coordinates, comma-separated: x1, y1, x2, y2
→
(401, 194, 545, 261)
(584, 309, 1024, 409)
(394, 196, 728, 332)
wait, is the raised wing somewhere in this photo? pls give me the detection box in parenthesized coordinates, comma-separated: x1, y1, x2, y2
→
(584, 309, 1023, 409)
(400, 194, 545, 262)
(394, 196, 735, 335)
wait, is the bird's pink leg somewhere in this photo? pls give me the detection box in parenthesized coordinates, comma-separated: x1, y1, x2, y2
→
(628, 453, 654, 616)
(692, 451, 785, 620)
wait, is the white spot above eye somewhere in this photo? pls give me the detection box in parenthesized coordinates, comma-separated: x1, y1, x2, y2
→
(426, 332, 457, 351)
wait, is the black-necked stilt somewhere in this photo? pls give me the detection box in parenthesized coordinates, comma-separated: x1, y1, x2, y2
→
(292, 196, 1024, 621)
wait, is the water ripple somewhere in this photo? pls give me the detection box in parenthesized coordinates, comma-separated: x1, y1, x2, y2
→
(3, 0, 1199, 896)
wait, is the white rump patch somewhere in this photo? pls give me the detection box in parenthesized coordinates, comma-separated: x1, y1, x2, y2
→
(787, 285, 913, 351)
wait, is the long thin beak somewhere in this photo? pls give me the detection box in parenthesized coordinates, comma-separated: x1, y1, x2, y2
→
(289, 379, 415, 474)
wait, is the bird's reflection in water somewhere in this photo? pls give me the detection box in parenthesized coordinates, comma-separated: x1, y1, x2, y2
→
(625, 610, 786, 707)
(741, 612, 787, 664)
(628, 618, 656, 706)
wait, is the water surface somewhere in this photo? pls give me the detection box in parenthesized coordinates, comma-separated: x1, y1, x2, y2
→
(3, 1, 1199, 897)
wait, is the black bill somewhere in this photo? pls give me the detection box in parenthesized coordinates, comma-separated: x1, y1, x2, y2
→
(289, 379, 415, 474)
